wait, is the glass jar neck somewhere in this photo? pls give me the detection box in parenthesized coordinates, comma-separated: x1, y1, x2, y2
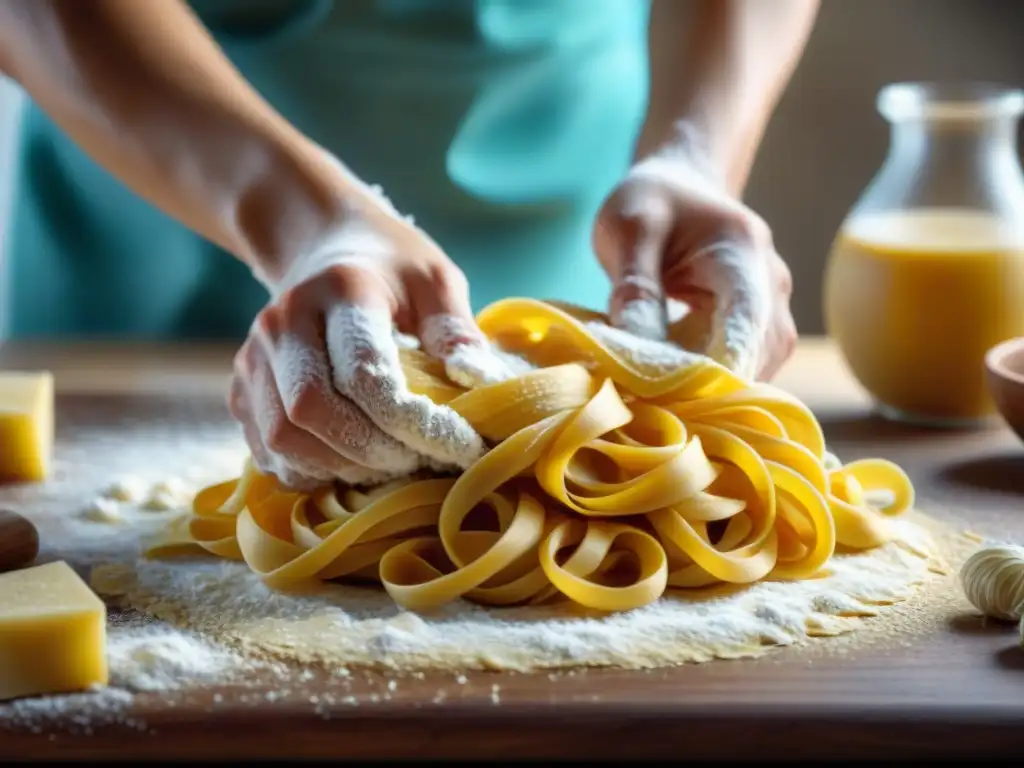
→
(870, 113, 1024, 215)
(861, 82, 1024, 217)
(888, 116, 1018, 167)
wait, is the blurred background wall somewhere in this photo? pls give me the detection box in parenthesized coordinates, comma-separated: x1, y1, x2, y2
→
(745, 0, 1024, 334)
(2, 0, 1023, 335)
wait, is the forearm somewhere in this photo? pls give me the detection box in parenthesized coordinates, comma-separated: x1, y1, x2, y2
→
(638, 0, 820, 195)
(0, 0, 353, 281)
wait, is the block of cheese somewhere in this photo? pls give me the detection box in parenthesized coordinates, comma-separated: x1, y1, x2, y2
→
(0, 560, 108, 701)
(0, 371, 54, 483)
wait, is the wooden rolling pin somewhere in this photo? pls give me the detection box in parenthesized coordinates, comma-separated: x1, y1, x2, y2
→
(0, 509, 40, 573)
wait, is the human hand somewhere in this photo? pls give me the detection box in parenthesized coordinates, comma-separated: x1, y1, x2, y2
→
(593, 145, 796, 381)
(230, 184, 519, 490)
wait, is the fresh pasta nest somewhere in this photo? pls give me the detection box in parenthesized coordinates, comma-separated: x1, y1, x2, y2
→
(148, 298, 916, 614)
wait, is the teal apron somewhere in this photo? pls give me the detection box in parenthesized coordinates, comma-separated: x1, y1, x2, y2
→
(3, 0, 649, 339)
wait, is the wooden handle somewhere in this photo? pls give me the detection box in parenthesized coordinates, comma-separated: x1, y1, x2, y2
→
(0, 508, 40, 573)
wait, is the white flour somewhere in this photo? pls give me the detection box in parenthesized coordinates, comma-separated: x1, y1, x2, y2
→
(585, 319, 701, 375)
(91, 522, 938, 674)
(687, 242, 771, 382)
(0, 612, 285, 737)
(1, 687, 138, 737)
(615, 294, 668, 342)
(326, 303, 485, 470)
(257, 327, 421, 487)
(0, 417, 248, 732)
(418, 313, 525, 388)
(105, 619, 252, 693)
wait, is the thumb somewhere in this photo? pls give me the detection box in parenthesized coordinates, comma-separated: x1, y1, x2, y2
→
(598, 193, 674, 342)
(410, 265, 520, 389)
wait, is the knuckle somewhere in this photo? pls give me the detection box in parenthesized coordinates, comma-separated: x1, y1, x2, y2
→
(319, 262, 369, 299)
(254, 303, 286, 341)
(443, 262, 470, 294)
(232, 343, 251, 378)
(276, 280, 318, 318)
(720, 209, 773, 252)
(779, 315, 799, 358)
(227, 379, 247, 420)
(409, 257, 468, 297)
(263, 415, 294, 454)
(617, 179, 672, 221)
(772, 254, 793, 297)
(284, 379, 326, 427)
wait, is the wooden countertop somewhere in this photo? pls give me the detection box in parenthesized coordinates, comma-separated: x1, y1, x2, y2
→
(2, 338, 1023, 761)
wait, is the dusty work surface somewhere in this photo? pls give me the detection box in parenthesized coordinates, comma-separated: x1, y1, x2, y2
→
(0, 339, 1022, 760)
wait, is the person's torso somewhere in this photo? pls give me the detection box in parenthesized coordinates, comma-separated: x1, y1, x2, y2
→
(3, 0, 650, 339)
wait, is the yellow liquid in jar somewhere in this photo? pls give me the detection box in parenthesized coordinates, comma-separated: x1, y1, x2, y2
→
(824, 208, 1024, 424)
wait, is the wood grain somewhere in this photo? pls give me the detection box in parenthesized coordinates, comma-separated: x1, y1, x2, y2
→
(2, 339, 1023, 760)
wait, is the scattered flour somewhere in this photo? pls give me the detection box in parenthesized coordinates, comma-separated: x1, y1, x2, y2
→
(80, 497, 122, 524)
(585, 319, 702, 375)
(0, 410, 260, 735)
(106, 620, 250, 693)
(89, 517, 942, 674)
(102, 476, 148, 504)
(0, 330, 967, 733)
(0, 687, 138, 737)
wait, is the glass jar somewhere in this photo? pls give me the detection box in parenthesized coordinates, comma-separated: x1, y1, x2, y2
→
(823, 82, 1024, 428)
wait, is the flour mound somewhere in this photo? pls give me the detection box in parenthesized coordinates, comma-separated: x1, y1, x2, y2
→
(91, 516, 938, 673)
(106, 621, 248, 692)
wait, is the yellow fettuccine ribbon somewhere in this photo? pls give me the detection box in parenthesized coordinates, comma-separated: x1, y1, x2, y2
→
(147, 298, 915, 614)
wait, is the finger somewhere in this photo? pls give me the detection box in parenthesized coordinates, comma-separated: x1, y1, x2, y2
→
(246, 335, 350, 486)
(757, 307, 797, 382)
(259, 295, 423, 475)
(660, 278, 716, 354)
(228, 367, 279, 481)
(602, 194, 674, 342)
(409, 264, 526, 387)
(756, 264, 798, 381)
(232, 344, 326, 491)
(325, 295, 487, 470)
(689, 242, 772, 380)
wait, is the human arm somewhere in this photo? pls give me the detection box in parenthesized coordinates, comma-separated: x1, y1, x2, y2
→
(0, 0, 513, 487)
(595, 0, 819, 380)
(637, 0, 820, 195)
(0, 0, 357, 281)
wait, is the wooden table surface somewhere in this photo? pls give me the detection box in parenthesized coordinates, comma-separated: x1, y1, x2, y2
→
(2, 338, 1023, 761)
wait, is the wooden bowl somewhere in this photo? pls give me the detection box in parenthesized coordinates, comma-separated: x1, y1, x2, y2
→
(985, 337, 1024, 442)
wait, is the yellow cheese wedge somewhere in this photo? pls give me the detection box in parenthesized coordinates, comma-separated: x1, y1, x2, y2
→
(0, 560, 108, 701)
(0, 371, 54, 483)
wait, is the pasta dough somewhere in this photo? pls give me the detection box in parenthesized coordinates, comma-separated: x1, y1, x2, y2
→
(146, 299, 917, 614)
